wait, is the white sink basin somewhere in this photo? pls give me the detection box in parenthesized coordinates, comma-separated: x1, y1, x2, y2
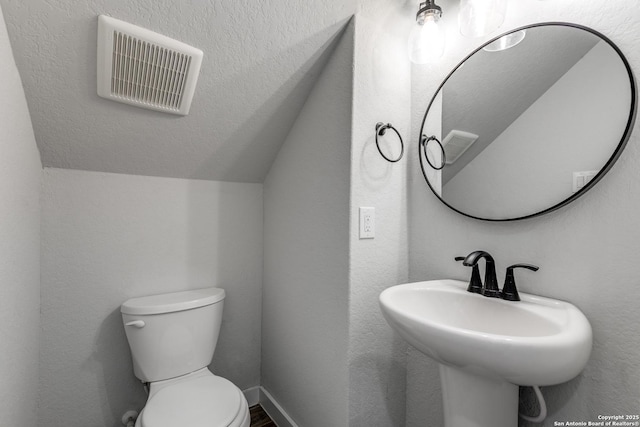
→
(379, 279, 592, 386)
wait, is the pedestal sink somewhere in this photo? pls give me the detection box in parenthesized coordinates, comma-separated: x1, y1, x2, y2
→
(379, 280, 592, 427)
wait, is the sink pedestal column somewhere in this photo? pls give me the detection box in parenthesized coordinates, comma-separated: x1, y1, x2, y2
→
(440, 365, 518, 427)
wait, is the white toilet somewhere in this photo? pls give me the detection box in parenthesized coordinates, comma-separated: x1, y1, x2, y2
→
(121, 287, 250, 427)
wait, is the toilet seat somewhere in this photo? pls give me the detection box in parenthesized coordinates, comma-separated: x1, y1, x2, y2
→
(138, 371, 249, 427)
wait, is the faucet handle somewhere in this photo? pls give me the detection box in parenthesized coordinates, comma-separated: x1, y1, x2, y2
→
(455, 256, 483, 294)
(508, 263, 539, 272)
(501, 264, 539, 301)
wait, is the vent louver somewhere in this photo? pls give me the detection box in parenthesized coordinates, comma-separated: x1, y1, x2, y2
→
(442, 130, 479, 164)
(97, 15, 203, 115)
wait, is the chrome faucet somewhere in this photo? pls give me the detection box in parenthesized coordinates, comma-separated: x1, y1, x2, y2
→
(462, 250, 500, 298)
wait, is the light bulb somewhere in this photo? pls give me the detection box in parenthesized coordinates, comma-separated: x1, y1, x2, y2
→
(459, 0, 507, 37)
(408, 15, 445, 64)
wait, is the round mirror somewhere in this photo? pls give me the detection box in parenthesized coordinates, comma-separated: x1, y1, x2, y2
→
(419, 23, 637, 221)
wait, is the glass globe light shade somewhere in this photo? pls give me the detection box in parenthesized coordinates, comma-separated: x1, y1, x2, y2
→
(408, 15, 446, 64)
(459, 0, 507, 37)
(483, 29, 526, 52)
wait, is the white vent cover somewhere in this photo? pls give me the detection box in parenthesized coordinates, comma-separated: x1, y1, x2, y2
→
(442, 130, 479, 164)
(97, 15, 203, 115)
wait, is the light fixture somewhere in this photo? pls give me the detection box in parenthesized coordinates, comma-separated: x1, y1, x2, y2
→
(458, 0, 507, 37)
(408, 0, 446, 64)
(483, 29, 526, 52)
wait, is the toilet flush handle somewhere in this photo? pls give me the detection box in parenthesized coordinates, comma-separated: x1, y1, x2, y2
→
(125, 320, 145, 328)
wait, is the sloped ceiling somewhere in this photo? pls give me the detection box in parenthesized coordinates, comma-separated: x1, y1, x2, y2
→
(0, 0, 355, 182)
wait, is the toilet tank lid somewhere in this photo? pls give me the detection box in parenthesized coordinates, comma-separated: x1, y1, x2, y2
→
(121, 287, 225, 315)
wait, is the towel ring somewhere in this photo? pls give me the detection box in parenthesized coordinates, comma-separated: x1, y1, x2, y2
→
(375, 122, 404, 163)
(421, 134, 446, 170)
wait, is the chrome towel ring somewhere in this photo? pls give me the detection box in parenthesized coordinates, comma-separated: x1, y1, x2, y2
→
(421, 134, 446, 170)
(375, 122, 404, 163)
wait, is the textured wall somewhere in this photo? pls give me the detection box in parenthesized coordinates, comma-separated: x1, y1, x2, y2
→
(262, 21, 353, 427)
(41, 168, 263, 427)
(0, 4, 42, 426)
(408, 0, 640, 425)
(348, 8, 411, 427)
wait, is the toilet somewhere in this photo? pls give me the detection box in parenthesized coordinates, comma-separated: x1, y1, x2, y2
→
(121, 287, 250, 427)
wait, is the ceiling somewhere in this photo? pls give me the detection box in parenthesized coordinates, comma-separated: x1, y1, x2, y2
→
(0, 0, 355, 182)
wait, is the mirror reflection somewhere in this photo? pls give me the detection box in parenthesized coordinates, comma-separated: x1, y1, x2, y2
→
(420, 23, 636, 221)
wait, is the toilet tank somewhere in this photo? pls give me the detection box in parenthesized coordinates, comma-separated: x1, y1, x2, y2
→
(121, 287, 225, 383)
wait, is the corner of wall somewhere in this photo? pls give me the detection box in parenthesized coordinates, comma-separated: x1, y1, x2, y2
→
(0, 4, 42, 426)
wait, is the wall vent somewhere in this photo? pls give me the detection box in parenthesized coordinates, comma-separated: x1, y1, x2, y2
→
(97, 15, 203, 115)
(442, 130, 479, 164)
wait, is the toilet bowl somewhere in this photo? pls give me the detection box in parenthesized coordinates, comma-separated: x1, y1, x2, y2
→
(121, 287, 250, 427)
(135, 369, 249, 427)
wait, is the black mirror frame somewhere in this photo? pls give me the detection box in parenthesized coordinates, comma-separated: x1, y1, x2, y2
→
(418, 22, 637, 222)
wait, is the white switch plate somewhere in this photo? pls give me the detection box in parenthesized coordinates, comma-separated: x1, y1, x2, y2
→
(572, 170, 598, 193)
(359, 207, 375, 239)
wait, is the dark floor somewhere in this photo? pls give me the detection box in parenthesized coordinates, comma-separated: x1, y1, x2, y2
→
(250, 404, 277, 427)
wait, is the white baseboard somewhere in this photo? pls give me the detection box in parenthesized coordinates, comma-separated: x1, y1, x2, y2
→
(242, 386, 299, 427)
(259, 387, 299, 427)
(243, 386, 261, 407)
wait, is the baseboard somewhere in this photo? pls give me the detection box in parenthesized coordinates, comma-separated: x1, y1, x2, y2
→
(258, 387, 299, 427)
(243, 386, 261, 407)
(241, 385, 298, 427)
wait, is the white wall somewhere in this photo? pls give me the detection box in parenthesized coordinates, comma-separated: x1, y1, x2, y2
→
(0, 4, 42, 426)
(262, 21, 353, 427)
(409, 0, 640, 425)
(40, 168, 263, 427)
(348, 9, 411, 426)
